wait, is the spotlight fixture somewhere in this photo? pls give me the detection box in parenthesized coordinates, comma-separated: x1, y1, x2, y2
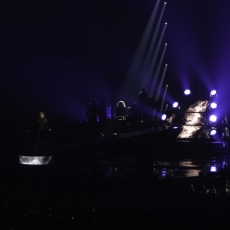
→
(210, 102, 217, 109)
(210, 90, 217, 98)
(209, 129, 217, 137)
(161, 114, 167, 121)
(172, 102, 179, 108)
(210, 166, 217, 172)
(209, 115, 217, 123)
(184, 89, 191, 95)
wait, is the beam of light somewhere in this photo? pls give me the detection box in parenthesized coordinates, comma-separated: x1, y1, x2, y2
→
(178, 100, 209, 138)
(155, 51, 168, 101)
(140, 2, 167, 83)
(19, 155, 54, 165)
(164, 103, 168, 112)
(158, 85, 168, 120)
(147, 22, 168, 96)
(119, 0, 161, 101)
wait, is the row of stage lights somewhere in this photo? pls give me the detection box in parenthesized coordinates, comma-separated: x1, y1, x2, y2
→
(161, 89, 219, 137)
(209, 90, 218, 137)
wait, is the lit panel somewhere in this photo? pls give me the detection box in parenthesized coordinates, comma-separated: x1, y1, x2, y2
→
(19, 155, 54, 165)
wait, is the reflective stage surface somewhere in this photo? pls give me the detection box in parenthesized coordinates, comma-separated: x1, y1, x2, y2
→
(53, 153, 230, 179)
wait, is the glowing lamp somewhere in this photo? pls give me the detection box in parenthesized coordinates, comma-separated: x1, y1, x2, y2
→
(210, 90, 217, 98)
(172, 102, 179, 108)
(210, 102, 217, 109)
(184, 89, 191, 95)
(210, 166, 217, 172)
(210, 129, 217, 136)
(162, 169, 167, 177)
(209, 115, 217, 122)
(161, 114, 167, 121)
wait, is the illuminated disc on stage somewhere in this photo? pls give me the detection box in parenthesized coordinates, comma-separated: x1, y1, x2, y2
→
(19, 155, 54, 165)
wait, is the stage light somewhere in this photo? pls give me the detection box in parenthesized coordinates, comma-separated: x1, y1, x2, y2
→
(210, 102, 217, 109)
(162, 169, 167, 177)
(210, 90, 216, 96)
(210, 90, 217, 98)
(161, 114, 167, 120)
(164, 2, 167, 4)
(209, 115, 217, 122)
(165, 22, 167, 25)
(184, 89, 191, 95)
(210, 129, 217, 136)
(172, 102, 179, 108)
(210, 166, 217, 172)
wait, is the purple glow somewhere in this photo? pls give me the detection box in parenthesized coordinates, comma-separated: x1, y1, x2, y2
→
(172, 102, 179, 108)
(162, 169, 167, 177)
(209, 115, 217, 122)
(184, 89, 191, 95)
(106, 107, 112, 119)
(210, 102, 217, 109)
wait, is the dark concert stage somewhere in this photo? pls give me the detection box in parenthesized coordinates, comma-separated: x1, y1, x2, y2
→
(3, 0, 230, 228)
(18, 113, 230, 177)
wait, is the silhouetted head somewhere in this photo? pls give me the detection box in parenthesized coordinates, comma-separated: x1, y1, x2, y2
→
(39, 111, 45, 119)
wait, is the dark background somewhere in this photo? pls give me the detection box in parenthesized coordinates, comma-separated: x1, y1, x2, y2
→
(1, 0, 229, 128)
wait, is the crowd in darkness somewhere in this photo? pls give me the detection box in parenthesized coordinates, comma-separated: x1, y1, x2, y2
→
(1, 165, 230, 229)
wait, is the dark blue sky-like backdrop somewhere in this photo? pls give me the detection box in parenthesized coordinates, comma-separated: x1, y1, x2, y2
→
(1, 0, 230, 124)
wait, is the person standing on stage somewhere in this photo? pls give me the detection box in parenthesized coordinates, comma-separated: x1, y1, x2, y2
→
(34, 111, 51, 154)
(137, 88, 148, 122)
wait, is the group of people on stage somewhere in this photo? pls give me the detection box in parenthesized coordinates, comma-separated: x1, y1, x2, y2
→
(34, 88, 153, 154)
(86, 88, 154, 124)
